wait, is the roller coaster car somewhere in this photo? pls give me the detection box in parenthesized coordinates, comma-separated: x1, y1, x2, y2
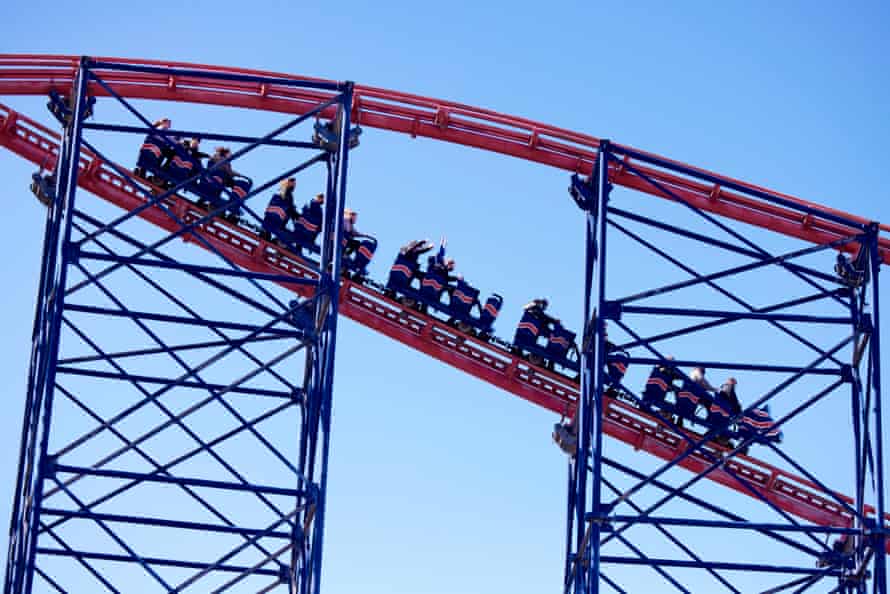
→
(545, 323, 581, 373)
(514, 321, 580, 373)
(312, 120, 362, 151)
(134, 143, 170, 188)
(605, 347, 629, 387)
(385, 256, 502, 336)
(735, 406, 782, 445)
(163, 143, 204, 192)
(646, 376, 782, 449)
(341, 236, 377, 279)
(229, 175, 252, 217)
(193, 173, 252, 222)
(193, 171, 227, 206)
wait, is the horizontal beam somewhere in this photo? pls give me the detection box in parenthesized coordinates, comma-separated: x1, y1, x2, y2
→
(35, 547, 281, 577)
(82, 122, 315, 149)
(625, 357, 844, 375)
(40, 508, 293, 539)
(64, 303, 302, 337)
(619, 305, 851, 325)
(55, 366, 298, 398)
(77, 250, 317, 287)
(604, 515, 859, 534)
(600, 555, 840, 576)
(53, 465, 303, 497)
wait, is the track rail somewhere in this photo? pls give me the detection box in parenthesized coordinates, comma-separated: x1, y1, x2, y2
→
(1, 102, 887, 549)
(0, 54, 888, 264)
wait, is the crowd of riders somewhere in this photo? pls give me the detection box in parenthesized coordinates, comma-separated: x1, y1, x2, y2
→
(131, 115, 782, 455)
(133, 117, 376, 278)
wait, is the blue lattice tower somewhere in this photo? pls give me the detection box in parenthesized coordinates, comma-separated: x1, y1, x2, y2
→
(565, 143, 887, 593)
(4, 58, 354, 593)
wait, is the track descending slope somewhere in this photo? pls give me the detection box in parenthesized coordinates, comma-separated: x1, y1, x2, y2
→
(0, 54, 889, 263)
(1, 100, 887, 552)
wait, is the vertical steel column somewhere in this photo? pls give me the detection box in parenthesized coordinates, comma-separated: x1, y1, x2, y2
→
(3, 138, 60, 594)
(587, 141, 612, 594)
(567, 141, 612, 594)
(292, 83, 354, 594)
(868, 223, 887, 594)
(849, 276, 866, 594)
(5, 57, 89, 594)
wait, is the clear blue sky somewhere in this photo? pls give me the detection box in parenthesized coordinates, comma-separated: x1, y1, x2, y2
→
(1, 1, 889, 592)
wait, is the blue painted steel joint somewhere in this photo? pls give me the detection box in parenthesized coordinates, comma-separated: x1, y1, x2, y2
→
(313, 120, 362, 152)
(61, 241, 79, 265)
(39, 455, 57, 480)
(601, 301, 621, 321)
(47, 89, 96, 127)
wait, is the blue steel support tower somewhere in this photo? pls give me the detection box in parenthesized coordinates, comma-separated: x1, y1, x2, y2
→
(565, 142, 887, 593)
(4, 58, 354, 593)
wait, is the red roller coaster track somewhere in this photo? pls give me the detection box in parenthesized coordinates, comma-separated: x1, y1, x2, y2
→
(0, 55, 887, 553)
(0, 55, 888, 263)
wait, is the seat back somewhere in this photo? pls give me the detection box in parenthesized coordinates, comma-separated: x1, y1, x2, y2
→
(450, 279, 479, 316)
(546, 324, 576, 361)
(420, 268, 447, 302)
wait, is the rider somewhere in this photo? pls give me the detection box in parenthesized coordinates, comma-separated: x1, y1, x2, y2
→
(198, 146, 236, 214)
(706, 377, 740, 445)
(675, 366, 715, 427)
(163, 137, 207, 192)
(342, 208, 377, 278)
(420, 252, 459, 309)
(642, 355, 680, 409)
(545, 321, 578, 370)
(513, 298, 558, 352)
(134, 118, 176, 182)
(260, 178, 299, 245)
(387, 239, 435, 292)
(292, 193, 325, 249)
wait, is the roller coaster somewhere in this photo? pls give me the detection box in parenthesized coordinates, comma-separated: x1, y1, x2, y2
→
(0, 55, 887, 593)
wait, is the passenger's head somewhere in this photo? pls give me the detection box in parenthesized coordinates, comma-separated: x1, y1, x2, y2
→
(445, 258, 455, 270)
(188, 137, 201, 149)
(153, 118, 171, 129)
(345, 208, 357, 222)
(215, 146, 230, 156)
(691, 367, 706, 382)
(537, 298, 549, 309)
(279, 178, 296, 195)
(725, 377, 737, 386)
(314, 193, 325, 204)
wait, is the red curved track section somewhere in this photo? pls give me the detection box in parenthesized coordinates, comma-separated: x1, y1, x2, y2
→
(0, 54, 888, 264)
(1, 101, 887, 551)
